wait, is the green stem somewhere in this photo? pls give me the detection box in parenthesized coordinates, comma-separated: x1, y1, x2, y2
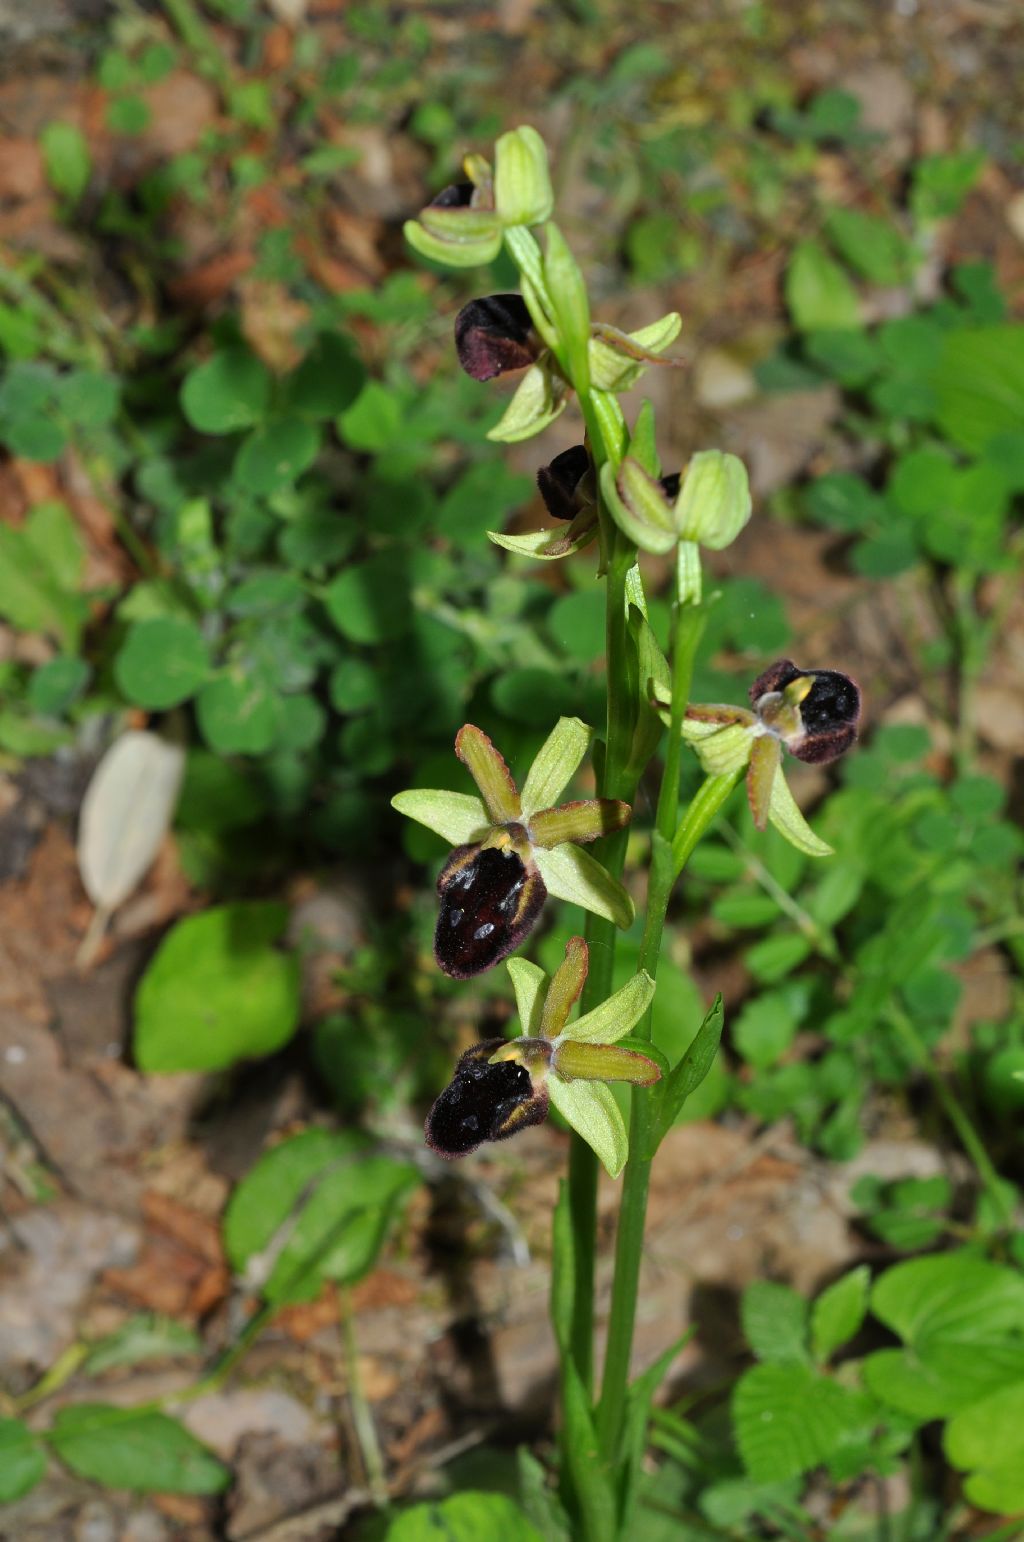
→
(889, 1005, 1013, 1230)
(595, 603, 706, 1461)
(340, 1285, 389, 1509)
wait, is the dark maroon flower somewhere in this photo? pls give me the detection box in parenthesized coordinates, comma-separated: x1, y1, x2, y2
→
(434, 840, 547, 980)
(537, 444, 593, 521)
(454, 294, 537, 382)
(425, 1038, 549, 1158)
(428, 182, 476, 209)
(750, 660, 861, 764)
(659, 472, 681, 500)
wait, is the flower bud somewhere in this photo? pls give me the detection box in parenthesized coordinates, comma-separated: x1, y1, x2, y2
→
(601, 458, 677, 556)
(672, 450, 752, 550)
(494, 125, 554, 227)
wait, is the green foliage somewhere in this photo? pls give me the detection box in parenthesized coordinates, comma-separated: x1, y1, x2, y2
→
(133, 903, 300, 1072)
(0, 1419, 46, 1502)
(863, 1251, 1024, 1421)
(49, 1405, 228, 1494)
(223, 1128, 418, 1303)
(385, 1492, 544, 1541)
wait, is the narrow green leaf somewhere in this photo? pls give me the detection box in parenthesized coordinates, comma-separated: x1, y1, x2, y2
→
(650, 994, 724, 1151)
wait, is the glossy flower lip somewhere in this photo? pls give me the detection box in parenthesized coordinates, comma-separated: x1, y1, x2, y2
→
(393, 718, 635, 978)
(425, 1037, 549, 1159)
(454, 294, 538, 381)
(537, 444, 593, 522)
(426, 939, 658, 1173)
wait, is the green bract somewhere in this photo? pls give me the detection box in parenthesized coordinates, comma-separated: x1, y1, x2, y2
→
(494, 126, 554, 227)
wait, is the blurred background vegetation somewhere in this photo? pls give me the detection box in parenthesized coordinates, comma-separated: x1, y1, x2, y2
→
(0, 0, 1022, 1537)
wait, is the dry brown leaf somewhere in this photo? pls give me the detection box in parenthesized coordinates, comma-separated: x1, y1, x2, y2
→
(240, 278, 311, 371)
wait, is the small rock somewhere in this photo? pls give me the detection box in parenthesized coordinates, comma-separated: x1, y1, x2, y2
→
(694, 348, 758, 410)
(1007, 191, 1024, 246)
(0, 1203, 138, 1374)
(837, 63, 914, 138)
(183, 1388, 323, 1461)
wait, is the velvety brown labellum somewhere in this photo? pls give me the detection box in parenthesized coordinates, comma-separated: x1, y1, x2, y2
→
(434, 843, 546, 979)
(751, 659, 861, 765)
(425, 1038, 549, 1158)
(454, 294, 536, 381)
(537, 444, 592, 521)
(659, 472, 681, 500)
(429, 182, 475, 208)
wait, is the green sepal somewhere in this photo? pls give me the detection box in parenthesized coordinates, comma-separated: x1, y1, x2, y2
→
(601, 460, 676, 555)
(534, 842, 634, 930)
(552, 1039, 661, 1086)
(648, 993, 724, 1155)
(507, 957, 546, 1038)
(487, 509, 598, 561)
(747, 732, 781, 831)
(564, 969, 655, 1044)
(494, 125, 554, 226)
(768, 762, 833, 857)
(390, 787, 490, 845)
(455, 723, 521, 825)
(672, 449, 752, 550)
(686, 720, 754, 777)
(418, 204, 503, 243)
(588, 312, 682, 392)
(548, 1076, 629, 1179)
(486, 361, 567, 443)
(520, 715, 592, 817)
(403, 218, 502, 269)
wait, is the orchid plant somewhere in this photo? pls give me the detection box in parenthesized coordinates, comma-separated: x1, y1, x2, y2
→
(397, 127, 861, 1541)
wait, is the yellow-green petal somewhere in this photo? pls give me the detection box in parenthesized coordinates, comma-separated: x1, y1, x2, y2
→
(507, 957, 546, 1037)
(768, 765, 834, 857)
(548, 1077, 628, 1179)
(520, 716, 592, 818)
(390, 788, 490, 845)
(565, 969, 655, 1044)
(534, 842, 634, 929)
